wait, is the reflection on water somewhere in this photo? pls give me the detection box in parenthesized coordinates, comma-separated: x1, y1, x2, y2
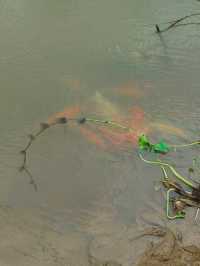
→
(0, 0, 200, 264)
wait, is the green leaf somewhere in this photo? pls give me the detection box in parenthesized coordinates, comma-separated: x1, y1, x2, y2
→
(152, 140, 170, 154)
(138, 134, 170, 154)
(138, 134, 151, 151)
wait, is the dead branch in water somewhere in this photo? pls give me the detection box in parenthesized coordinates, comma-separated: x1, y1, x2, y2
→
(19, 117, 68, 191)
(155, 13, 200, 33)
(23, 167, 38, 192)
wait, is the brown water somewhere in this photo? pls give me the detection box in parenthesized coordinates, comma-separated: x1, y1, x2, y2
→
(0, 0, 200, 264)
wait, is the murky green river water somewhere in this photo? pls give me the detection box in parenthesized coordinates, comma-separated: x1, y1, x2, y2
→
(0, 0, 200, 264)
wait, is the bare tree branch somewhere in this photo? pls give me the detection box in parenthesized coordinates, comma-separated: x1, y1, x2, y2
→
(155, 13, 200, 33)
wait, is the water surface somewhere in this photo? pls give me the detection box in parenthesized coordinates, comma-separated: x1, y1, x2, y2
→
(0, 0, 200, 263)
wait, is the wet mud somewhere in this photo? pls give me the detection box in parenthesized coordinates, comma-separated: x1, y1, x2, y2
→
(0, 200, 200, 266)
(137, 227, 200, 266)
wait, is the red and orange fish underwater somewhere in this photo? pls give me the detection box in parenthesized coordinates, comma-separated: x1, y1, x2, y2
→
(46, 92, 187, 151)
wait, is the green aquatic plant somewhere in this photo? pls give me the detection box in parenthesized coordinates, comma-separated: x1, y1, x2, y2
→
(139, 152, 200, 219)
(138, 134, 170, 154)
(166, 189, 186, 219)
(153, 140, 170, 154)
(20, 113, 200, 220)
(138, 134, 152, 150)
(139, 153, 195, 188)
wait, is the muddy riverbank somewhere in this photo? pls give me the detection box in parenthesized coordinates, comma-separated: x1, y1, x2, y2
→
(1, 201, 200, 266)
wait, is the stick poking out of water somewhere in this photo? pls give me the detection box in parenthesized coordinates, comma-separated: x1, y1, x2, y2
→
(155, 13, 200, 33)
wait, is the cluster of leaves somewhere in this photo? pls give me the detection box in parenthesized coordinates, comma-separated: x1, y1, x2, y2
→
(138, 134, 170, 154)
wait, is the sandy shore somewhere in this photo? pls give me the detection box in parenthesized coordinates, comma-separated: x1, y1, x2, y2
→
(1, 202, 200, 266)
(0, 205, 89, 266)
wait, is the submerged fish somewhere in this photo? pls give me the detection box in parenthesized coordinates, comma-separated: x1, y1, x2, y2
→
(47, 106, 81, 125)
(79, 127, 106, 148)
(114, 81, 145, 98)
(83, 92, 149, 148)
(89, 92, 120, 120)
(45, 92, 187, 149)
(149, 122, 187, 138)
(87, 92, 187, 147)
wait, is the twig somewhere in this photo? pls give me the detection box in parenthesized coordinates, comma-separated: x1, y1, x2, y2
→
(19, 117, 68, 190)
(23, 167, 38, 192)
(155, 13, 200, 33)
(174, 22, 200, 28)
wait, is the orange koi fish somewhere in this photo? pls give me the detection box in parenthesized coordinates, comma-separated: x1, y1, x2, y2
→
(79, 126, 106, 148)
(98, 127, 127, 146)
(114, 81, 145, 98)
(149, 122, 187, 138)
(99, 127, 138, 147)
(47, 106, 81, 125)
(67, 79, 81, 90)
(89, 92, 120, 119)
